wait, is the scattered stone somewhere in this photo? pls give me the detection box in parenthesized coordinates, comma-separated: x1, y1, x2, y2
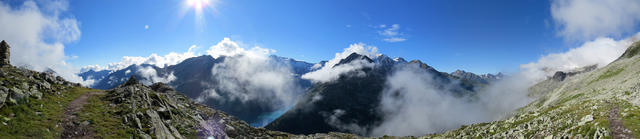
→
(578, 115, 594, 126)
(9, 87, 24, 101)
(80, 121, 90, 126)
(0, 89, 7, 108)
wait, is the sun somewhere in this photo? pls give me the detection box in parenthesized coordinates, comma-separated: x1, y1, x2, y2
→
(181, 0, 218, 29)
(187, 0, 209, 10)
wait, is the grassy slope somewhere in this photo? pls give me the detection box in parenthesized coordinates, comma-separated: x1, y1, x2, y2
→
(76, 91, 137, 138)
(423, 49, 640, 138)
(0, 87, 95, 138)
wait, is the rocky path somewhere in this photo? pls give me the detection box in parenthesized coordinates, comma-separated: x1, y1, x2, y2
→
(61, 91, 104, 139)
(608, 106, 633, 139)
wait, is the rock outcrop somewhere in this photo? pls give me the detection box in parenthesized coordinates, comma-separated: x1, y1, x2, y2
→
(551, 64, 598, 81)
(0, 65, 79, 109)
(0, 40, 81, 109)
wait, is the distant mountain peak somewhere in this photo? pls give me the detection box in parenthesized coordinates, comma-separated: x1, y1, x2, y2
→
(393, 57, 406, 62)
(408, 60, 436, 71)
(451, 69, 505, 83)
(334, 53, 374, 67)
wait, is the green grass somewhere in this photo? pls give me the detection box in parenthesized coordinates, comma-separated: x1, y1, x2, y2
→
(589, 68, 625, 85)
(618, 101, 640, 138)
(77, 92, 137, 138)
(0, 87, 94, 138)
(622, 42, 640, 59)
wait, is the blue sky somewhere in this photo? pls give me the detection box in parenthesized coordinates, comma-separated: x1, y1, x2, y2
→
(13, 0, 635, 74)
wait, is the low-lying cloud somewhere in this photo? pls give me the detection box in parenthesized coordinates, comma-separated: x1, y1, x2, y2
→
(135, 65, 177, 85)
(197, 38, 304, 119)
(371, 64, 494, 136)
(322, 109, 368, 135)
(370, 33, 640, 137)
(302, 43, 379, 83)
(521, 33, 640, 81)
(82, 45, 199, 72)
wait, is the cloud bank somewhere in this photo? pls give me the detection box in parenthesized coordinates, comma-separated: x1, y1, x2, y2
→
(301, 43, 379, 83)
(205, 37, 274, 59)
(82, 45, 198, 72)
(551, 0, 640, 40)
(197, 38, 304, 121)
(521, 33, 640, 81)
(0, 0, 90, 85)
(369, 33, 640, 136)
(371, 64, 494, 136)
(135, 65, 177, 85)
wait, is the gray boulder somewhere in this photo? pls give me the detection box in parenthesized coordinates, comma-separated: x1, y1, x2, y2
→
(8, 87, 24, 104)
(0, 89, 7, 108)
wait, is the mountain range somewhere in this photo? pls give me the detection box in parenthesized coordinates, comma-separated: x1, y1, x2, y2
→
(2, 40, 640, 138)
(78, 50, 502, 132)
(80, 55, 314, 127)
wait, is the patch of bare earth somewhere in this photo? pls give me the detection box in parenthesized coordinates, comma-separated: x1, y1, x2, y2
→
(61, 91, 104, 139)
(608, 106, 633, 139)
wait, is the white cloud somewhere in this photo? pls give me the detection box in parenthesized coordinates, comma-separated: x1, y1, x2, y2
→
(551, 0, 640, 40)
(195, 89, 221, 103)
(383, 37, 406, 43)
(135, 65, 177, 85)
(301, 43, 380, 83)
(380, 24, 400, 36)
(322, 109, 368, 135)
(81, 45, 199, 72)
(371, 62, 538, 136)
(198, 37, 303, 116)
(144, 25, 149, 30)
(372, 64, 489, 136)
(0, 0, 90, 85)
(521, 33, 639, 81)
(377, 24, 407, 42)
(205, 37, 274, 59)
(302, 59, 374, 83)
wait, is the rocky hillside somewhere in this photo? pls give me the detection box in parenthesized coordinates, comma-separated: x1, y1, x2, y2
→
(0, 65, 362, 138)
(82, 55, 313, 126)
(423, 42, 640, 138)
(0, 64, 81, 110)
(100, 76, 289, 138)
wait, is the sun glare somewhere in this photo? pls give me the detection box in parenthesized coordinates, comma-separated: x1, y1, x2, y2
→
(187, 0, 209, 10)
